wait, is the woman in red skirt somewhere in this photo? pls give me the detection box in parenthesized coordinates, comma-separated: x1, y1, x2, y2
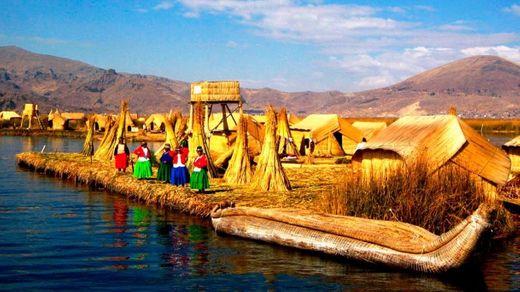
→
(113, 137, 130, 172)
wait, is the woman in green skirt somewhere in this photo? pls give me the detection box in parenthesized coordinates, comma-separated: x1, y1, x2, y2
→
(133, 142, 153, 179)
(156, 144, 173, 183)
(190, 146, 209, 192)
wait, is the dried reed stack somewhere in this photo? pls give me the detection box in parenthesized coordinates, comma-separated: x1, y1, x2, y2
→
(277, 107, 298, 156)
(251, 106, 291, 191)
(81, 116, 95, 156)
(155, 111, 179, 157)
(188, 102, 218, 177)
(224, 114, 253, 185)
(174, 111, 188, 140)
(93, 101, 127, 161)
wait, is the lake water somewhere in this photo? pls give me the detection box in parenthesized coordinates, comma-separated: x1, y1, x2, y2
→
(0, 136, 518, 291)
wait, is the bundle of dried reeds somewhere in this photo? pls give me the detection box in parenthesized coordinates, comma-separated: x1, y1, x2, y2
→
(224, 114, 253, 185)
(277, 107, 298, 156)
(189, 102, 218, 177)
(81, 116, 95, 156)
(251, 106, 291, 191)
(155, 111, 179, 157)
(174, 111, 188, 140)
(93, 101, 127, 161)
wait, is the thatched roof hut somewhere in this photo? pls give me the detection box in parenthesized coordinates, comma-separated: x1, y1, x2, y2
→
(145, 114, 167, 132)
(291, 114, 363, 156)
(352, 121, 387, 140)
(503, 136, 520, 173)
(352, 115, 511, 199)
(93, 114, 111, 132)
(47, 109, 67, 130)
(0, 111, 21, 121)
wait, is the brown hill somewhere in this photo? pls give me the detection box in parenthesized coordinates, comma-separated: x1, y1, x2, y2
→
(0, 46, 518, 117)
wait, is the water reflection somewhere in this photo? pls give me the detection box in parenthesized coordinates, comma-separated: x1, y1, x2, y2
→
(157, 212, 210, 277)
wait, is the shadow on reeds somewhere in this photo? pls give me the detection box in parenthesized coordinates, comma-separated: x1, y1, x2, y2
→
(321, 161, 513, 235)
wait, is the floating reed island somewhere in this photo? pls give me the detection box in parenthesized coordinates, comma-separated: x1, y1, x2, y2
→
(15, 83, 519, 273)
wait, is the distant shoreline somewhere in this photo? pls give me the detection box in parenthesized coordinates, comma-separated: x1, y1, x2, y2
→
(0, 128, 167, 142)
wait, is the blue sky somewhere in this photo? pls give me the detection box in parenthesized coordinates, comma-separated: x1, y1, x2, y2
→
(1, 1, 519, 92)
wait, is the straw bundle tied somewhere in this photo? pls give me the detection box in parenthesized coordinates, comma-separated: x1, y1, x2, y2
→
(155, 111, 179, 158)
(189, 102, 218, 177)
(173, 111, 188, 141)
(93, 101, 128, 161)
(277, 107, 298, 157)
(224, 114, 253, 185)
(81, 116, 95, 156)
(251, 106, 291, 191)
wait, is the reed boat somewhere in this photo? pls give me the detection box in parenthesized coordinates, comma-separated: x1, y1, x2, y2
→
(211, 205, 491, 273)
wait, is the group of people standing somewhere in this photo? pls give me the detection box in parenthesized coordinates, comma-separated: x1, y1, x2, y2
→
(113, 138, 209, 192)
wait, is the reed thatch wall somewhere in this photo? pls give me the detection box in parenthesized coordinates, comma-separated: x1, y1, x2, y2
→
(191, 81, 241, 102)
(352, 115, 511, 200)
(504, 136, 520, 173)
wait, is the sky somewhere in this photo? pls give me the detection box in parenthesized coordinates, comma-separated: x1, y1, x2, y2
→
(1, 0, 519, 92)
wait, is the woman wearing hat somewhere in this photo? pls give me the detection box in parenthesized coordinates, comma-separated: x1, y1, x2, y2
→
(157, 143, 173, 183)
(171, 145, 189, 186)
(133, 141, 153, 179)
(190, 146, 209, 192)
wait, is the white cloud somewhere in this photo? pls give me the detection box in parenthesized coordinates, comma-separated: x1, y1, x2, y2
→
(174, 1, 518, 91)
(358, 74, 397, 89)
(503, 4, 520, 16)
(154, 1, 174, 11)
(439, 20, 473, 31)
(461, 46, 520, 62)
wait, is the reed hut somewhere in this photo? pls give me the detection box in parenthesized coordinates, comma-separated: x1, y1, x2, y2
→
(352, 121, 387, 140)
(352, 115, 511, 199)
(47, 109, 67, 130)
(0, 111, 20, 121)
(291, 114, 363, 156)
(503, 136, 520, 174)
(144, 114, 166, 132)
(93, 114, 110, 132)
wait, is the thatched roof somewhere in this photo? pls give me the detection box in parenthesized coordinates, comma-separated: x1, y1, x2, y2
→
(352, 121, 387, 140)
(292, 114, 363, 143)
(191, 81, 241, 103)
(357, 115, 510, 185)
(504, 136, 520, 148)
(0, 111, 21, 120)
(145, 113, 166, 127)
(61, 112, 86, 120)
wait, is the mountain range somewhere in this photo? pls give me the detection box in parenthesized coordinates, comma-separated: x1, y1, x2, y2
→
(0, 46, 518, 117)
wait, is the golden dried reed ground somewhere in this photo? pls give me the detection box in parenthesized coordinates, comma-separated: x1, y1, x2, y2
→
(16, 152, 345, 216)
(321, 162, 514, 235)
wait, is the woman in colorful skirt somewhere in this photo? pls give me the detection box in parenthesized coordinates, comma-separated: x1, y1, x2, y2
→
(190, 146, 210, 192)
(171, 145, 189, 186)
(113, 137, 129, 172)
(156, 143, 173, 183)
(133, 141, 153, 179)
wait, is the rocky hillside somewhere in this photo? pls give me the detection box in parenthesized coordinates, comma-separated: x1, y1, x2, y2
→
(1, 46, 519, 117)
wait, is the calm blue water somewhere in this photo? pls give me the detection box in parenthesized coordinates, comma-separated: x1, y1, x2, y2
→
(0, 136, 518, 291)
